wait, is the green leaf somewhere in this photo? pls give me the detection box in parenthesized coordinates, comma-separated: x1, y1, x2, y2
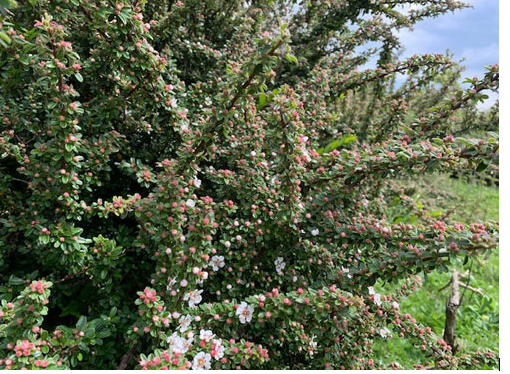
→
(340, 134, 357, 146)
(77, 315, 87, 331)
(259, 93, 266, 106)
(318, 134, 357, 155)
(8, 275, 24, 285)
(323, 139, 341, 154)
(0, 0, 18, 11)
(118, 10, 129, 25)
(476, 161, 488, 173)
(0, 31, 11, 46)
(109, 307, 117, 318)
(284, 54, 298, 64)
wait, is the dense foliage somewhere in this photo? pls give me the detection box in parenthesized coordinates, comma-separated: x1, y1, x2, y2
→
(0, 0, 499, 369)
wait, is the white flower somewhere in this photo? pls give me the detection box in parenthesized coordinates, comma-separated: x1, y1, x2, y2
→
(211, 339, 225, 360)
(274, 256, 286, 275)
(185, 199, 195, 208)
(192, 352, 212, 370)
(199, 329, 215, 342)
(308, 335, 318, 356)
(368, 286, 382, 305)
(181, 124, 189, 132)
(184, 289, 203, 308)
(250, 151, 256, 157)
(193, 178, 202, 188)
(209, 255, 225, 271)
(182, 335, 194, 354)
(301, 148, 311, 162)
(169, 97, 177, 108)
(167, 277, 177, 290)
(236, 301, 254, 324)
(178, 314, 192, 333)
(373, 293, 382, 306)
(380, 327, 391, 339)
(311, 228, 319, 236)
(342, 267, 352, 279)
(167, 332, 187, 354)
(392, 301, 399, 309)
(224, 240, 231, 248)
(166, 332, 179, 345)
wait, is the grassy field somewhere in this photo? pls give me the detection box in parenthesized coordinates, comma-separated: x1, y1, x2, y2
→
(372, 174, 499, 368)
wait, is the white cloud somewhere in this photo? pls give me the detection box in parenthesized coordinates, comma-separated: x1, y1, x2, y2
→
(465, 0, 498, 9)
(397, 27, 443, 56)
(461, 43, 499, 66)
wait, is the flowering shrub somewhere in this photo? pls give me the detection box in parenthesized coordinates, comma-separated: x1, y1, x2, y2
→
(0, 0, 498, 369)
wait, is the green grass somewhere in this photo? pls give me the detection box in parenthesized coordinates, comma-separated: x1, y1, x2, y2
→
(372, 174, 499, 368)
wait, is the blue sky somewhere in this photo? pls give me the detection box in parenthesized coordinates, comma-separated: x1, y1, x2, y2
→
(397, 0, 499, 107)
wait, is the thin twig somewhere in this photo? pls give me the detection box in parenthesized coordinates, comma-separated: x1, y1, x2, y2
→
(458, 281, 483, 296)
(118, 344, 136, 370)
(54, 267, 89, 284)
(459, 261, 473, 306)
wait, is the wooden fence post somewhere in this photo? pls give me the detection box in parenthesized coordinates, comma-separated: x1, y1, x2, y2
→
(444, 270, 460, 354)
